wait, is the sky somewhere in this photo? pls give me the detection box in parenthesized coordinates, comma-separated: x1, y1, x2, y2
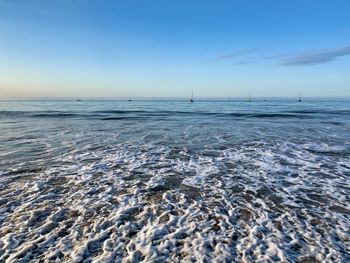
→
(0, 0, 349, 99)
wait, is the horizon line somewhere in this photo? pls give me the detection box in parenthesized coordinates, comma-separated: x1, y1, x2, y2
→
(1, 96, 350, 102)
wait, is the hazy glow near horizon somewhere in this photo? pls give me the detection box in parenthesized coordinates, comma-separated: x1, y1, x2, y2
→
(0, 0, 349, 99)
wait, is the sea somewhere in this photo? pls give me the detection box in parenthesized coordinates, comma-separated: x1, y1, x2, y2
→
(0, 100, 349, 262)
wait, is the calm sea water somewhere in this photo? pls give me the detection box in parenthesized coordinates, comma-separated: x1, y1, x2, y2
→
(0, 100, 349, 262)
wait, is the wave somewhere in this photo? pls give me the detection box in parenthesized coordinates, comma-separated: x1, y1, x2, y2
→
(286, 109, 350, 115)
(1, 109, 344, 120)
(0, 140, 349, 262)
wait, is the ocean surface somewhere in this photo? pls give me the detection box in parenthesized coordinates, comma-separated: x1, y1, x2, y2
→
(0, 100, 349, 262)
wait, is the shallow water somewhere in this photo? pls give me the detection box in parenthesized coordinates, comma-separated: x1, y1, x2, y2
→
(0, 100, 349, 262)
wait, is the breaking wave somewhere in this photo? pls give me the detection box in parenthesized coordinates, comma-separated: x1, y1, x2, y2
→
(0, 100, 349, 262)
(0, 140, 349, 262)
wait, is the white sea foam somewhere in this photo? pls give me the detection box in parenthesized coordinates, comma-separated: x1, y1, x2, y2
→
(0, 139, 349, 262)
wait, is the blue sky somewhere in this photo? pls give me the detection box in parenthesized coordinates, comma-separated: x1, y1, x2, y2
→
(0, 0, 349, 99)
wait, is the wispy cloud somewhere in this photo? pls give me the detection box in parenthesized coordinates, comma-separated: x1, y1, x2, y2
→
(280, 46, 350, 66)
(213, 48, 258, 61)
(236, 61, 254, 65)
(211, 45, 350, 66)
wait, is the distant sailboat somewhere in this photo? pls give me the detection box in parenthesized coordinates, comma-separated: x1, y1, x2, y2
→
(190, 90, 194, 102)
(298, 92, 302, 102)
(76, 97, 82, 101)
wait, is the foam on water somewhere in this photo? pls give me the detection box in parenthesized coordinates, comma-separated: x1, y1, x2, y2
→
(0, 139, 349, 262)
(0, 100, 349, 262)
